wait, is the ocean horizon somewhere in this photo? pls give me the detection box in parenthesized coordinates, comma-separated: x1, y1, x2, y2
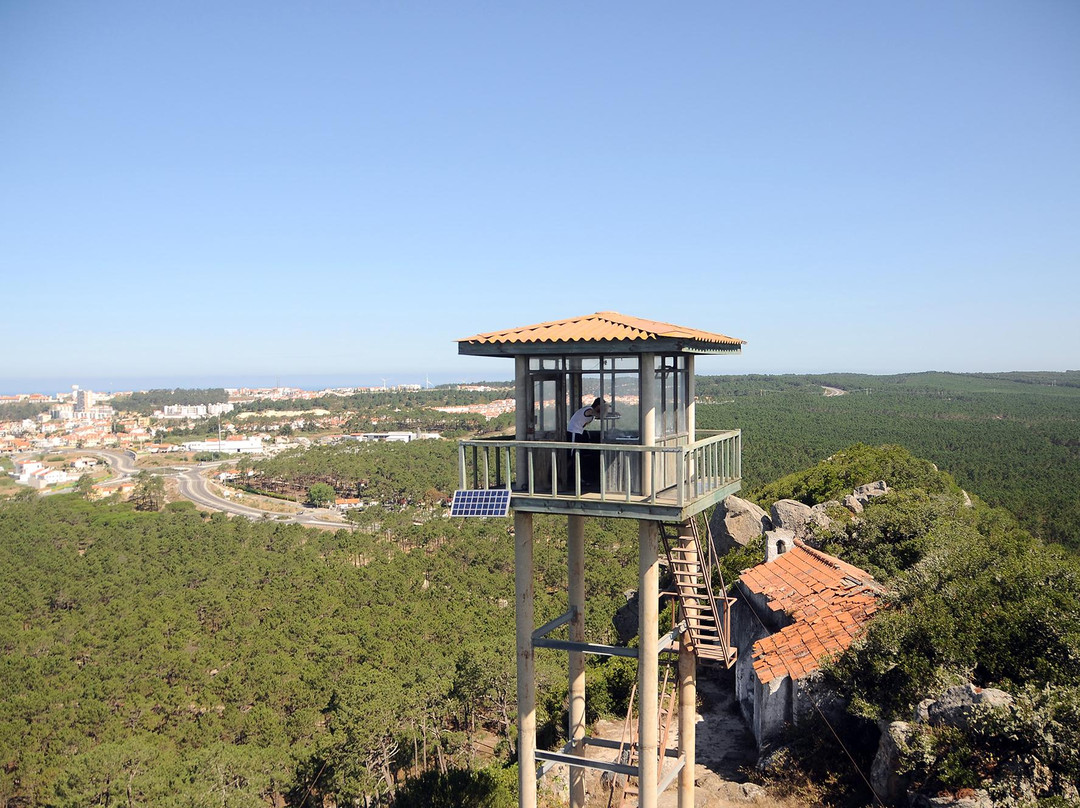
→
(0, 372, 512, 397)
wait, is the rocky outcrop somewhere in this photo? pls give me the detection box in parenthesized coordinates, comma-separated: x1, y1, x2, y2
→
(711, 495, 772, 552)
(922, 683, 1013, 730)
(768, 499, 841, 540)
(852, 480, 888, 505)
(872, 684, 1017, 806)
(810, 501, 837, 530)
(842, 494, 864, 514)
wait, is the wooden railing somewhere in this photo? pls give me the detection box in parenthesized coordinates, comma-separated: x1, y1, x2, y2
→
(458, 429, 740, 509)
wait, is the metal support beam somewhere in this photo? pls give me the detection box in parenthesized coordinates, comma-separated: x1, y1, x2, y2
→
(533, 638, 639, 657)
(531, 609, 573, 640)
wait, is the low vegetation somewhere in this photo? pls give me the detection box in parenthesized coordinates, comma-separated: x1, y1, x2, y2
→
(744, 444, 1080, 806)
(0, 492, 638, 806)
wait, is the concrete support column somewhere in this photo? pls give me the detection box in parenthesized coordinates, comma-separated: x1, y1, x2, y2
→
(515, 510, 536, 808)
(515, 356, 529, 487)
(686, 355, 695, 438)
(678, 630, 696, 808)
(638, 519, 659, 808)
(568, 514, 586, 808)
(640, 353, 656, 497)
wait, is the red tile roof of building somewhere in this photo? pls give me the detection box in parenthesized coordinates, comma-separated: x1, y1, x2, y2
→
(458, 311, 744, 348)
(740, 542, 881, 684)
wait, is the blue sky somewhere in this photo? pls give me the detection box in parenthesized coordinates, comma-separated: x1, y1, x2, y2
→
(2, 1, 1078, 392)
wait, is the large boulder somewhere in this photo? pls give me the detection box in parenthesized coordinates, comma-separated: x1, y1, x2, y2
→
(711, 495, 772, 552)
(842, 494, 864, 514)
(923, 684, 1014, 731)
(810, 501, 838, 531)
(770, 499, 814, 538)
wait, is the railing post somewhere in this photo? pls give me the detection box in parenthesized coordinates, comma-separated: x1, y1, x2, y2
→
(574, 449, 581, 499)
(678, 450, 685, 508)
(551, 449, 557, 496)
(736, 431, 742, 480)
(599, 449, 607, 500)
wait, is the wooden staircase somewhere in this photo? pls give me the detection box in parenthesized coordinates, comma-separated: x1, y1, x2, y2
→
(660, 516, 737, 667)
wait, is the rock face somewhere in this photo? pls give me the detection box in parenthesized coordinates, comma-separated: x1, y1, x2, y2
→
(769, 499, 814, 539)
(711, 495, 772, 552)
(909, 790, 993, 808)
(871, 720, 915, 803)
(873, 684, 1018, 807)
(809, 501, 837, 530)
(842, 493, 864, 514)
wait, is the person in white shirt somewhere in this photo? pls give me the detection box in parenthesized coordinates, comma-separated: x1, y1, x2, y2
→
(566, 398, 606, 443)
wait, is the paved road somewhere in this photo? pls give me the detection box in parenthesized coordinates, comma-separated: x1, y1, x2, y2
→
(23, 449, 349, 529)
(173, 465, 350, 529)
(12, 448, 137, 495)
(87, 448, 141, 479)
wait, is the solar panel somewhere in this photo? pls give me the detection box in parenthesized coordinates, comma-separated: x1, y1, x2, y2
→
(451, 488, 512, 518)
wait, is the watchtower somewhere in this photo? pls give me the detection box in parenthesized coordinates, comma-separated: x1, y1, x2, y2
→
(455, 311, 745, 808)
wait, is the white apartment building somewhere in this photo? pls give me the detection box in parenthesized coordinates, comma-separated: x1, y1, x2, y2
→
(181, 436, 263, 454)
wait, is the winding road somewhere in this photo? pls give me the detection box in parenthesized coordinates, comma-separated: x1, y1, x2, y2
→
(37, 449, 350, 529)
(172, 466, 349, 529)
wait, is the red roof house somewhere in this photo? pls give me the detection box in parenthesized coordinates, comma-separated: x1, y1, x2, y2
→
(732, 539, 881, 746)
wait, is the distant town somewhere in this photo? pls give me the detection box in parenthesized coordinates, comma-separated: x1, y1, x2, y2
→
(1, 382, 515, 497)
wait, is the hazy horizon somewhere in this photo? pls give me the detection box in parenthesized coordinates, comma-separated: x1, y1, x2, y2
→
(3, 366, 1077, 398)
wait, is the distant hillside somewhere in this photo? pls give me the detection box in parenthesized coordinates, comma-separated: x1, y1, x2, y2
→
(696, 371, 1080, 549)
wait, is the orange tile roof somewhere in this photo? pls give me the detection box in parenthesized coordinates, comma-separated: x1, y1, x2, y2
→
(458, 311, 744, 348)
(740, 543, 881, 684)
